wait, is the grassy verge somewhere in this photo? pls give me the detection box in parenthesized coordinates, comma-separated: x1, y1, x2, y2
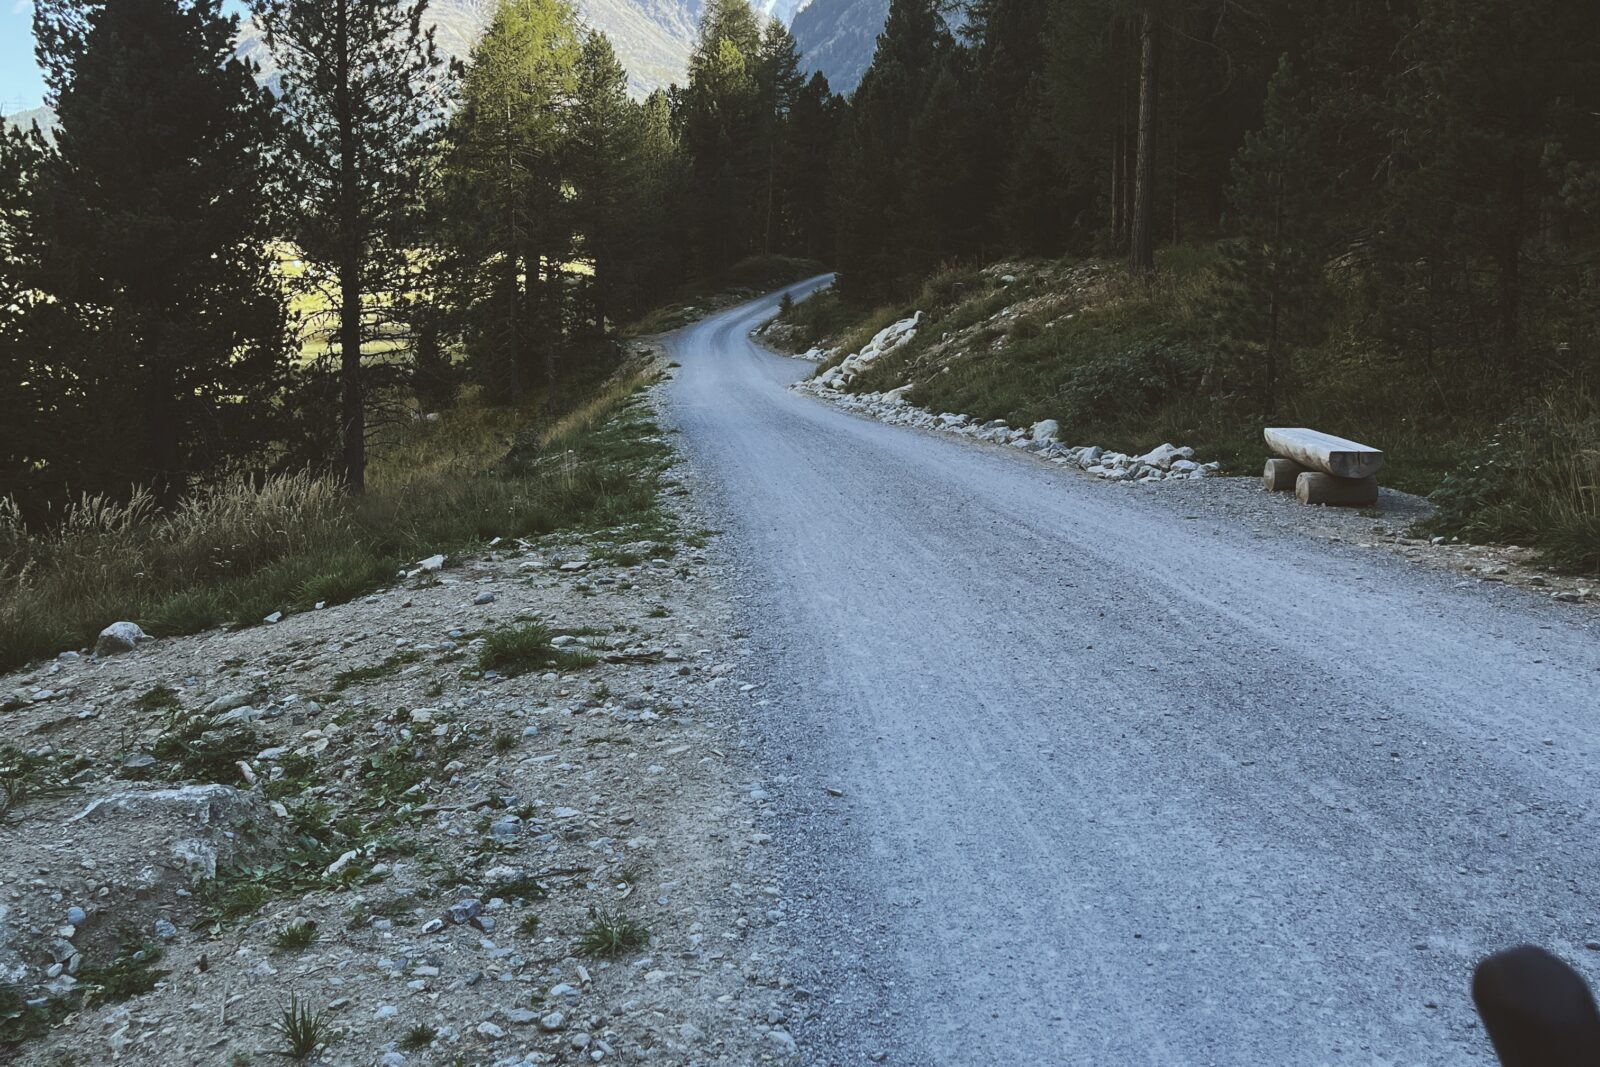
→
(0, 358, 670, 673)
(788, 249, 1598, 575)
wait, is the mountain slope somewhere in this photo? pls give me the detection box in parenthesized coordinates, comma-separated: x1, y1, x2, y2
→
(3, 106, 58, 137)
(789, 0, 885, 95)
(235, 0, 705, 97)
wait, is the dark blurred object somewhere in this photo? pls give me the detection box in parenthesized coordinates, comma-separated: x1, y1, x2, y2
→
(1473, 945, 1600, 1066)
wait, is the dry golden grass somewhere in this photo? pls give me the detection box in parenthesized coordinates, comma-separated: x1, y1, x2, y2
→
(0, 362, 671, 672)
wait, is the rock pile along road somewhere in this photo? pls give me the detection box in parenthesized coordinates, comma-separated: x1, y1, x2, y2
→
(667, 279, 1600, 1065)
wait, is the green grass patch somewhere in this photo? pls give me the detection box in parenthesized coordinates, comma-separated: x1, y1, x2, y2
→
(131, 685, 182, 713)
(0, 745, 88, 819)
(329, 650, 422, 693)
(147, 717, 260, 787)
(477, 624, 598, 676)
(578, 909, 649, 957)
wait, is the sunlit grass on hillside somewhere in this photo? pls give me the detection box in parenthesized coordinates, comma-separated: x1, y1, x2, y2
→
(0, 359, 670, 672)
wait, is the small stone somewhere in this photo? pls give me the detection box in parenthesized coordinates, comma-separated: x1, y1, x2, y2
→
(474, 591, 497, 605)
(476, 1022, 506, 1039)
(380, 1054, 407, 1067)
(765, 1029, 798, 1054)
(66, 907, 86, 926)
(153, 919, 177, 942)
(374, 1005, 399, 1021)
(539, 1011, 566, 1031)
(263, 611, 283, 625)
(418, 554, 446, 572)
(448, 899, 482, 924)
(121, 753, 156, 771)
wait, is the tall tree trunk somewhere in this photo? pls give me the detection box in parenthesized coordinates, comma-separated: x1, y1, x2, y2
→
(1129, 7, 1158, 275)
(765, 137, 777, 255)
(539, 252, 559, 415)
(335, 0, 365, 493)
(145, 320, 181, 509)
(338, 257, 364, 492)
(504, 107, 522, 403)
(1110, 125, 1122, 244)
(1496, 154, 1523, 366)
(505, 253, 522, 404)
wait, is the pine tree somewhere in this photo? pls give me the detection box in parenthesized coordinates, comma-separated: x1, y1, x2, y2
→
(625, 89, 692, 310)
(22, 0, 289, 509)
(967, 0, 1052, 245)
(901, 55, 983, 273)
(251, 0, 449, 491)
(1381, 0, 1599, 370)
(833, 0, 955, 300)
(784, 72, 843, 261)
(569, 31, 642, 329)
(756, 20, 804, 254)
(1216, 55, 1329, 410)
(682, 0, 765, 272)
(439, 0, 581, 401)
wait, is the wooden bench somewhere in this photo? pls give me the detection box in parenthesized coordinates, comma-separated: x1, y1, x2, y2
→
(1263, 428, 1384, 506)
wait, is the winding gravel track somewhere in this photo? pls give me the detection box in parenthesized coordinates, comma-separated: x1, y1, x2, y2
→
(666, 279, 1600, 1066)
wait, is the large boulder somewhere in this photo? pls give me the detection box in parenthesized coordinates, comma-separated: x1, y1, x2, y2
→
(94, 621, 150, 658)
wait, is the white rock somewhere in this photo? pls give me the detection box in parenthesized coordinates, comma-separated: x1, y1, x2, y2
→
(94, 621, 149, 658)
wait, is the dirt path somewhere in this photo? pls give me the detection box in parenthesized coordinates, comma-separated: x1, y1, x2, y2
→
(667, 282, 1600, 1066)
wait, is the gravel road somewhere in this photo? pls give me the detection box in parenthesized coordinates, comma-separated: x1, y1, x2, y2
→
(666, 280, 1600, 1066)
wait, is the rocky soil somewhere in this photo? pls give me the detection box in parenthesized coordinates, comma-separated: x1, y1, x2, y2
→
(0, 379, 803, 1066)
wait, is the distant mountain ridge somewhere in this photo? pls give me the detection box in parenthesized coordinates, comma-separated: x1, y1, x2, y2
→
(232, 0, 707, 98)
(6, 0, 892, 131)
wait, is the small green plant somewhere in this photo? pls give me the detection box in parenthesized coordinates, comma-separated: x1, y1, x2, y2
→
(646, 604, 669, 618)
(273, 920, 318, 953)
(399, 1023, 439, 1052)
(329, 650, 422, 692)
(518, 914, 542, 936)
(0, 746, 87, 819)
(148, 716, 260, 786)
(579, 909, 648, 957)
(262, 752, 318, 802)
(272, 996, 331, 1060)
(477, 623, 597, 676)
(492, 731, 517, 755)
(131, 684, 182, 712)
(77, 940, 167, 1002)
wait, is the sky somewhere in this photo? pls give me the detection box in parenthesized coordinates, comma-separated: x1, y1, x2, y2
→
(1, 0, 249, 116)
(2, 1, 46, 115)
